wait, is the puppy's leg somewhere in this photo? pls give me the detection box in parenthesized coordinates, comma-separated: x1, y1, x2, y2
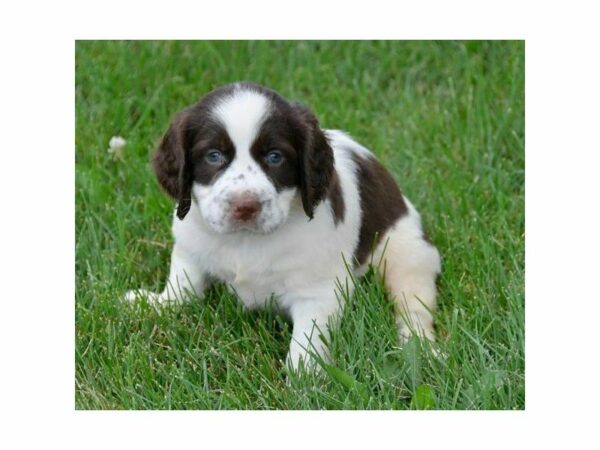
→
(286, 285, 345, 371)
(125, 245, 205, 305)
(375, 209, 441, 343)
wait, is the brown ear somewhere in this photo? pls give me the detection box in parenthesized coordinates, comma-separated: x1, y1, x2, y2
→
(293, 103, 334, 219)
(152, 109, 194, 220)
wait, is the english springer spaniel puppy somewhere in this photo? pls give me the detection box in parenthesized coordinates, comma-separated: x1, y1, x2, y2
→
(126, 82, 441, 370)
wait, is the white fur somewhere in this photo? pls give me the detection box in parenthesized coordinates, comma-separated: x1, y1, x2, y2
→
(370, 199, 441, 342)
(126, 90, 441, 371)
(212, 86, 269, 150)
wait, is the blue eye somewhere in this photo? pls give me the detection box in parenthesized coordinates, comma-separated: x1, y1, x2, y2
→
(265, 150, 284, 166)
(205, 149, 225, 165)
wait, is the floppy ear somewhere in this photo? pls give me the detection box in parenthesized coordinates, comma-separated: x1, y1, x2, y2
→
(152, 109, 194, 220)
(292, 103, 334, 219)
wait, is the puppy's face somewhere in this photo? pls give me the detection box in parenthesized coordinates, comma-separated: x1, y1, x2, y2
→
(153, 83, 333, 234)
(190, 90, 300, 234)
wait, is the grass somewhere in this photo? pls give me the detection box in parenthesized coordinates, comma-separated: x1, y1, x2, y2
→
(75, 40, 524, 410)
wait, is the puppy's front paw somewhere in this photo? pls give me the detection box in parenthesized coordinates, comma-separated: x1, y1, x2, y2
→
(123, 289, 165, 306)
(397, 311, 436, 344)
(124, 289, 145, 302)
(397, 322, 446, 358)
(398, 323, 436, 344)
(124, 288, 191, 308)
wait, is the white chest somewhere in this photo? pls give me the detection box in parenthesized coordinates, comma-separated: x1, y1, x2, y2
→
(184, 210, 355, 311)
(206, 236, 331, 307)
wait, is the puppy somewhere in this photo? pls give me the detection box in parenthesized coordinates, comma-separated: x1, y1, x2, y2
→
(126, 82, 441, 370)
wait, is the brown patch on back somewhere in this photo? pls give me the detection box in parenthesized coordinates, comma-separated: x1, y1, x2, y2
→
(352, 152, 408, 265)
(327, 170, 345, 225)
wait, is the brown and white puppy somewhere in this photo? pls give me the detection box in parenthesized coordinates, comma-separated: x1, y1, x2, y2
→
(126, 82, 441, 370)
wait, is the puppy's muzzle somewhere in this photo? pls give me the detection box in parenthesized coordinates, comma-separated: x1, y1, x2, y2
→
(230, 194, 262, 223)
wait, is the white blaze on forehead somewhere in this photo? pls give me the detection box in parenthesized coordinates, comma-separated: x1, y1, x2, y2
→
(211, 88, 270, 151)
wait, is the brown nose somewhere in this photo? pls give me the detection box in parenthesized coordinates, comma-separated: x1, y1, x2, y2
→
(230, 196, 262, 222)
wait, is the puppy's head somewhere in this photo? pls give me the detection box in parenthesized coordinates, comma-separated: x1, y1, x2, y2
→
(153, 82, 333, 234)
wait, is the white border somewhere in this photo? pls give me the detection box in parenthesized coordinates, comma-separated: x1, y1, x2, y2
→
(2, 0, 600, 448)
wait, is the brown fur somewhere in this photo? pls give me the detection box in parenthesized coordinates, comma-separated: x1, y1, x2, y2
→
(352, 152, 408, 265)
(152, 109, 195, 219)
(290, 102, 335, 220)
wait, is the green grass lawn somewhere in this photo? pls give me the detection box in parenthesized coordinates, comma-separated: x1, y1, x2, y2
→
(75, 40, 524, 410)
